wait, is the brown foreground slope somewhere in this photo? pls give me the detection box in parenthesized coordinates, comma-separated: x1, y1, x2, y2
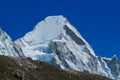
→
(0, 55, 112, 80)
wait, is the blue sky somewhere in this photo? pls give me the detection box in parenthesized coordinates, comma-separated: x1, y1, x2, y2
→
(0, 0, 120, 59)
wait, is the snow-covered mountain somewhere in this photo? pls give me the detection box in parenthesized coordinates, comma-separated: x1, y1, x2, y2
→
(0, 29, 23, 57)
(0, 15, 120, 80)
(14, 15, 120, 80)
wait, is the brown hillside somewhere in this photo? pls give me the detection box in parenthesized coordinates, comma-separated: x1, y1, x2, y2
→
(0, 56, 112, 80)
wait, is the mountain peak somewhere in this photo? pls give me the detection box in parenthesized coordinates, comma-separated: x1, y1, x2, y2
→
(34, 15, 67, 30)
(20, 15, 69, 44)
(0, 28, 11, 41)
(111, 55, 118, 61)
(0, 28, 20, 57)
(0, 28, 5, 35)
(44, 15, 67, 22)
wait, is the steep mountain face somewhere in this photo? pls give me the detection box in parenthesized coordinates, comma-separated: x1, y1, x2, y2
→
(0, 29, 23, 57)
(14, 15, 120, 80)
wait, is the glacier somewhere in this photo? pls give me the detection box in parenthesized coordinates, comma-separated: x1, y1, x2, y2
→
(0, 15, 120, 80)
